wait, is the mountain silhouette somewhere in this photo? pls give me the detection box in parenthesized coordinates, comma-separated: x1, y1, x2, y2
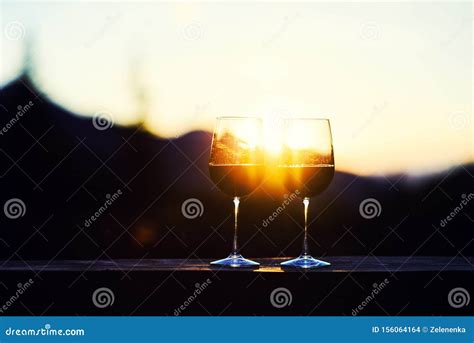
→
(0, 76, 472, 260)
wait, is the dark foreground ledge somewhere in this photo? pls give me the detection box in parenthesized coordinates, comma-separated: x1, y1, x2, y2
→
(0, 256, 472, 272)
(0, 256, 471, 316)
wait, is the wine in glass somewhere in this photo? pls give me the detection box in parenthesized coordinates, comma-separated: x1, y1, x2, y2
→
(209, 117, 265, 267)
(278, 118, 335, 268)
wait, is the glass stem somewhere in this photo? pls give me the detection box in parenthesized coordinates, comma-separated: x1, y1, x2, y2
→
(302, 197, 310, 256)
(231, 196, 240, 256)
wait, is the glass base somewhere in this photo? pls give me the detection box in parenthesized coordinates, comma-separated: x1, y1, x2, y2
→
(281, 255, 331, 269)
(210, 254, 260, 268)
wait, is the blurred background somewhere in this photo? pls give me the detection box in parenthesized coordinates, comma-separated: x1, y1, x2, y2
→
(0, 1, 472, 261)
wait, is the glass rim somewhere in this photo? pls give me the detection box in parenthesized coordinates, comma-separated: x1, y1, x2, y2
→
(215, 116, 262, 120)
(283, 117, 330, 121)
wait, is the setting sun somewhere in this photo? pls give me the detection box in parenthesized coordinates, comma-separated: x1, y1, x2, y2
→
(1, 2, 471, 175)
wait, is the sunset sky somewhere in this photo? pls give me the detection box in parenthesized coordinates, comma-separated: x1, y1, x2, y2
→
(1, 1, 472, 175)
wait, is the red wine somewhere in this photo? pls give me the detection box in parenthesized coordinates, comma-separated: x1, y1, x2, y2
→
(279, 164, 334, 197)
(209, 164, 265, 197)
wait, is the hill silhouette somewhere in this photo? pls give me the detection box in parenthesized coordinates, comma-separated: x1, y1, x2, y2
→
(0, 76, 472, 260)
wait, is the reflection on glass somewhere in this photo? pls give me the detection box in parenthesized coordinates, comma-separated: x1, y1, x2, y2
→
(209, 117, 264, 267)
(278, 118, 335, 268)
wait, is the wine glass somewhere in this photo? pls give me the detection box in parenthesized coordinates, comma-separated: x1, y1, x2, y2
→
(208, 117, 265, 267)
(278, 118, 335, 268)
